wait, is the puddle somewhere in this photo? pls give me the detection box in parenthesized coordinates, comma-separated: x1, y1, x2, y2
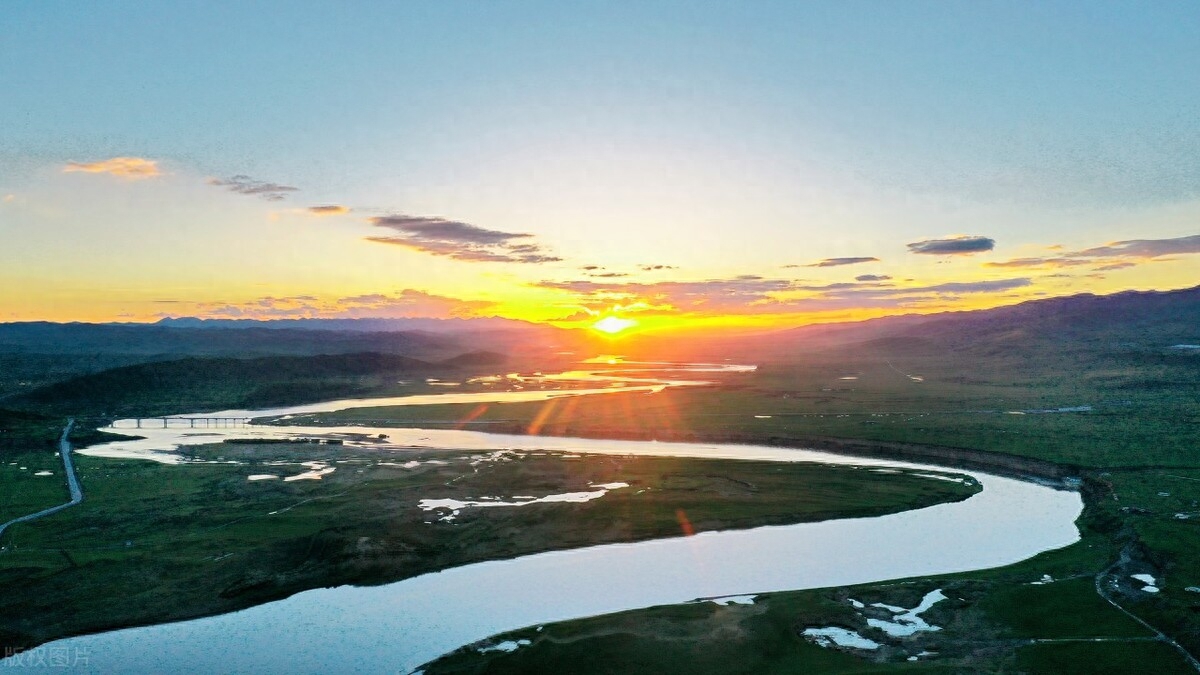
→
(284, 462, 336, 481)
(419, 483, 628, 522)
(1132, 574, 1160, 593)
(866, 589, 946, 637)
(802, 627, 880, 650)
(477, 639, 530, 654)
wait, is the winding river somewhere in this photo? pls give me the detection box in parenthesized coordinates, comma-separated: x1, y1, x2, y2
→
(6, 361, 1083, 674)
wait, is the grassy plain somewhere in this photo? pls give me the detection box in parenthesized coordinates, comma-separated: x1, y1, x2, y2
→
(286, 348, 1200, 673)
(0, 438, 973, 650)
(289, 351, 1198, 468)
(4, 290, 1198, 671)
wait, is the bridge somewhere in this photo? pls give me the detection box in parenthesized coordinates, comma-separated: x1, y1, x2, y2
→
(130, 417, 254, 428)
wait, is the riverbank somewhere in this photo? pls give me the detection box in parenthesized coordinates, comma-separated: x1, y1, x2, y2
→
(265, 411, 1081, 486)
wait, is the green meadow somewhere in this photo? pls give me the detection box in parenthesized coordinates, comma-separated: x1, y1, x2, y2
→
(0, 429, 971, 650)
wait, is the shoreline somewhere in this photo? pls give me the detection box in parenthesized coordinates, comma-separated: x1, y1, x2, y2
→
(260, 417, 1083, 488)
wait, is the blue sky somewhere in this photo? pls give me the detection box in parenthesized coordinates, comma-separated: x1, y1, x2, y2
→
(1, 1, 1197, 328)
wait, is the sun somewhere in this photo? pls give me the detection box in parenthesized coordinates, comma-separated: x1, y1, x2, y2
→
(592, 315, 637, 335)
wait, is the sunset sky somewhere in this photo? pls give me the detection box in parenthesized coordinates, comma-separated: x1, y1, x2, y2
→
(2, 2, 1198, 334)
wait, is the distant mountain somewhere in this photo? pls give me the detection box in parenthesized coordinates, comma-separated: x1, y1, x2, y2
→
(8, 352, 454, 417)
(830, 285, 1200, 356)
(150, 316, 586, 359)
(152, 316, 545, 334)
(628, 285, 1200, 361)
(0, 323, 455, 358)
(0, 318, 586, 400)
(439, 350, 508, 368)
(0, 318, 583, 360)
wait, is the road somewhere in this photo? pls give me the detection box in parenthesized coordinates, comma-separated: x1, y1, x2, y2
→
(1094, 546, 1200, 672)
(0, 419, 83, 541)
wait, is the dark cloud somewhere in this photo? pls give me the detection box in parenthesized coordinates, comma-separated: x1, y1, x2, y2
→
(639, 264, 678, 271)
(907, 236, 995, 255)
(367, 214, 560, 264)
(587, 272, 629, 278)
(805, 257, 880, 267)
(372, 215, 529, 245)
(208, 175, 299, 201)
(855, 274, 892, 282)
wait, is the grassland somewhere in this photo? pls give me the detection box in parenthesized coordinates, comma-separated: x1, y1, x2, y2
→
(423, 575, 1195, 675)
(285, 350, 1198, 469)
(284, 347, 1200, 672)
(422, 463, 1200, 674)
(3, 289, 1197, 671)
(0, 410, 124, 523)
(0, 438, 973, 650)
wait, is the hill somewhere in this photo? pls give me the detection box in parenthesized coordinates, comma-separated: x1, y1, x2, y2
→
(627, 285, 1200, 362)
(0, 320, 584, 400)
(7, 352, 462, 417)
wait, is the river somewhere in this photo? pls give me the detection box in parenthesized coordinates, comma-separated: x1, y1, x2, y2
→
(4, 360, 1083, 673)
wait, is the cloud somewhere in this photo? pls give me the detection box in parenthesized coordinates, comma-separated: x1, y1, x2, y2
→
(63, 157, 160, 179)
(535, 274, 1032, 316)
(915, 278, 1031, 294)
(758, 278, 1033, 313)
(907, 235, 995, 256)
(191, 289, 495, 320)
(535, 276, 794, 312)
(307, 205, 350, 216)
(984, 257, 1092, 269)
(804, 256, 881, 268)
(550, 310, 596, 322)
(855, 274, 892, 282)
(639, 264, 678, 271)
(208, 174, 299, 201)
(986, 234, 1200, 271)
(1091, 261, 1137, 272)
(1075, 234, 1200, 259)
(367, 214, 561, 264)
(587, 272, 629, 278)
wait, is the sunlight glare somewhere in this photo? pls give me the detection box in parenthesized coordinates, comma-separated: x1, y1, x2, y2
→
(592, 316, 637, 335)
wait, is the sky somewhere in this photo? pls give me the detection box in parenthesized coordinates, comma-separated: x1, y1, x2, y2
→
(2, 1, 1198, 334)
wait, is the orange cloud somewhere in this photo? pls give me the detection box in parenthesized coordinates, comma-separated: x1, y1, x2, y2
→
(63, 157, 160, 179)
(307, 205, 350, 216)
